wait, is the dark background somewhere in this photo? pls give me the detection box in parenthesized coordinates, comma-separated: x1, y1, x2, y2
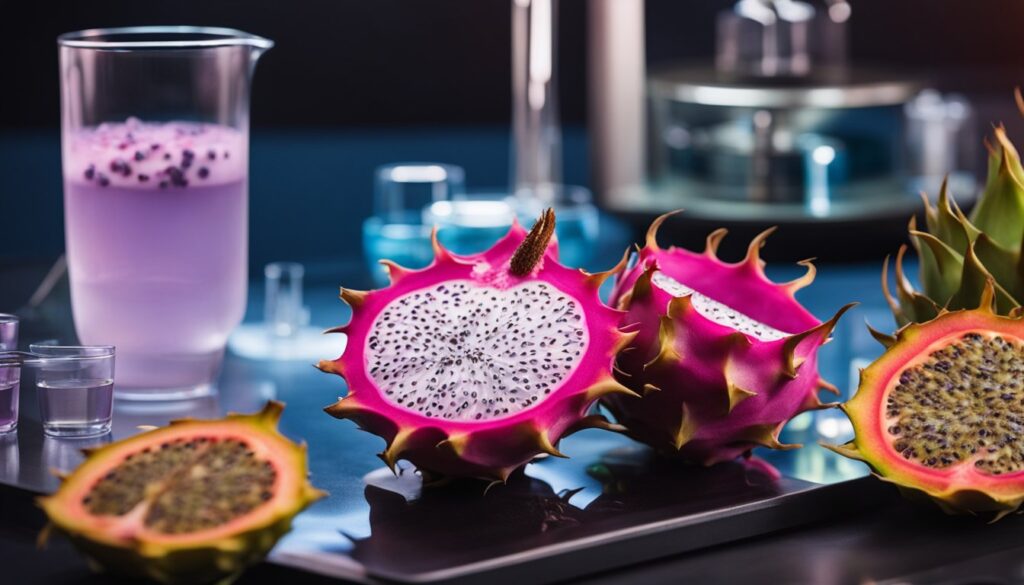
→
(2, 0, 1024, 271)
(4, 0, 1024, 130)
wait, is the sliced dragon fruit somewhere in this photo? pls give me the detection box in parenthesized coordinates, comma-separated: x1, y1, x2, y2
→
(320, 210, 635, 482)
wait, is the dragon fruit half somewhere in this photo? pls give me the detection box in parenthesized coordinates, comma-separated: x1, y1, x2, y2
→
(605, 213, 852, 465)
(319, 210, 636, 482)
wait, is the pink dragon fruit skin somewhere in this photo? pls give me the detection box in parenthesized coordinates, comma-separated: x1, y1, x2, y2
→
(606, 213, 852, 465)
(319, 210, 636, 482)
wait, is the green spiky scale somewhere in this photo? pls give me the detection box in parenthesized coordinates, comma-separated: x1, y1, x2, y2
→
(931, 180, 977, 252)
(948, 243, 1019, 314)
(909, 229, 962, 305)
(974, 233, 1023, 300)
(892, 116, 1024, 323)
(971, 129, 1024, 250)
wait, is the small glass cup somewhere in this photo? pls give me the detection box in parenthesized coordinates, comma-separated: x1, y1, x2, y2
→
(424, 192, 517, 255)
(0, 314, 19, 434)
(264, 262, 308, 339)
(30, 344, 115, 438)
(362, 163, 465, 286)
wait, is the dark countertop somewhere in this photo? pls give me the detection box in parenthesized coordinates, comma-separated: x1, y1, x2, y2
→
(3, 253, 1024, 584)
(5, 470, 1024, 585)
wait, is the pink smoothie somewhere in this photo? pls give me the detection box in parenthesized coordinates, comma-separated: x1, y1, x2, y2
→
(63, 119, 248, 396)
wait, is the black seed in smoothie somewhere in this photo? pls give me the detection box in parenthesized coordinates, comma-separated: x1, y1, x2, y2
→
(223, 151, 230, 159)
(207, 149, 217, 161)
(166, 167, 188, 188)
(150, 143, 161, 151)
(163, 153, 172, 161)
(134, 151, 146, 162)
(97, 173, 110, 187)
(83, 164, 96, 180)
(138, 174, 150, 182)
(110, 159, 132, 176)
(198, 167, 210, 179)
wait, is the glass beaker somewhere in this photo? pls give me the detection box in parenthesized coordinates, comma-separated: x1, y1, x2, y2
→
(58, 27, 273, 400)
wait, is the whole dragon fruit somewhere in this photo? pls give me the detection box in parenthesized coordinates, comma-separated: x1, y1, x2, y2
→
(319, 210, 635, 482)
(605, 213, 851, 465)
(888, 119, 1024, 324)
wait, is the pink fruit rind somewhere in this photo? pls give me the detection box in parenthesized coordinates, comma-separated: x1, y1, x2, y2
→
(606, 213, 851, 464)
(320, 216, 635, 481)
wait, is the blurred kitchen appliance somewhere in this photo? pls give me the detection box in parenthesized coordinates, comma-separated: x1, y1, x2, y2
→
(589, 0, 976, 225)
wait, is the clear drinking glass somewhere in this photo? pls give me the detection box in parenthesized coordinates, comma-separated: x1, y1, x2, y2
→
(264, 262, 308, 339)
(425, 192, 517, 255)
(362, 163, 465, 286)
(58, 27, 273, 400)
(0, 315, 19, 433)
(30, 344, 116, 438)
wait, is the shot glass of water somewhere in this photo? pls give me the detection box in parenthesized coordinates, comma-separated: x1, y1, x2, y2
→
(0, 315, 19, 434)
(30, 343, 115, 438)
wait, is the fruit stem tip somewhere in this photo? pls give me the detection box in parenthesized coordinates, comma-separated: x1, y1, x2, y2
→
(510, 208, 556, 276)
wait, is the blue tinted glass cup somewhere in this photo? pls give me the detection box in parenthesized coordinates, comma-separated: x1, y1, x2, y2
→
(424, 192, 517, 255)
(363, 163, 465, 286)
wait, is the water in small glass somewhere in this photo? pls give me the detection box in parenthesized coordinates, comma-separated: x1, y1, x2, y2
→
(30, 343, 115, 438)
(37, 378, 114, 438)
(0, 314, 19, 433)
(0, 376, 19, 434)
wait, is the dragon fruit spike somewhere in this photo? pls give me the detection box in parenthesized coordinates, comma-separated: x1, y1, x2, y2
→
(320, 209, 636, 482)
(606, 211, 852, 465)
